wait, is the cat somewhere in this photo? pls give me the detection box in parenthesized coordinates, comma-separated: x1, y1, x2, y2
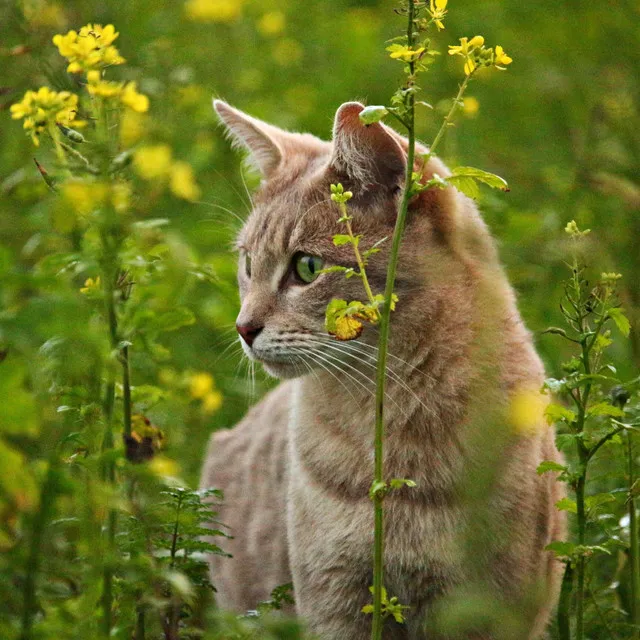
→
(200, 99, 566, 639)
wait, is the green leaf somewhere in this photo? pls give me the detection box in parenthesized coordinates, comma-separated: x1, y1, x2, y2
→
(319, 265, 349, 274)
(536, 460, 568, 475)
(155, 307, 196, 332)
(587, 402, 624, 418)
(369, 480, 388, 500)
(450, 166, 509, 191)
(545, 403, 577, 425)
(332, 234, 354, 247)
(546, 541, 576, 558)
(325, 298, 347, 335)
(608, 307, 630, 337)
(446, 175, 479, 199)
(585, 493, 616, 511)
(389, 478, 417, 490)
(555, 497, 577, 513)
(543, 378, 567, 394)
(359, 105, 389, 125)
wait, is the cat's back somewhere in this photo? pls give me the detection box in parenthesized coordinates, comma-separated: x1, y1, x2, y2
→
(200, 381, 293, 610)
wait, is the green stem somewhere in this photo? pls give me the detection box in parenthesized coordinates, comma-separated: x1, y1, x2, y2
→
(341, 207, 376, 306)
(371, 2, 416, 637)
(122, 344, 132, 438)
(20, 459, 59, 640)
(557, 562, 573, 640)
(575, 469, 586, 640)
(424, 74, 471, 161)
(628, 430, 639, 637)
(100, 244, 119, 637)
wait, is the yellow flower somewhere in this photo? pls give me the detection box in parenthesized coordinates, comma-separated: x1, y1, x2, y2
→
(189, 372, 214, 399)
(185, 0, 243, 22)
(464, 58, 476, 76)
(53, 24, 125, 73)
(463, 96, 480, 117)
(62, 180, 109, 215)
(509, 388, 549, 435)
(120, 110, 148, 147)
(11, 87, 79, 146)
(448, 36, 486, 76)
(202, 390, 223, 414)
(112, 183, 132, 213)
(80, 276, 101, 294)
(428, 0, 448, 31)
(133, 145, 173, 180)
(120, 82, 149, 113)
(87, 79, 123, 98)
(494, 45, 513, 68)
(387, 44, 426, 62)
(257, 11, 286, 36)
(170, 161, 201, 201)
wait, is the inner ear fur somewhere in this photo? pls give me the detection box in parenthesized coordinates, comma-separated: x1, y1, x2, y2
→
(329, 102, 406, 193)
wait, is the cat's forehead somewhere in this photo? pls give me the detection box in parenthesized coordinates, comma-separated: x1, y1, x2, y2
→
(239, 179, 333, 255)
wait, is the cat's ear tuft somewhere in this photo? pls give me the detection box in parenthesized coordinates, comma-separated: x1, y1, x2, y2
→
(213, 99, 283, 177)
(329, 101, 405, 190)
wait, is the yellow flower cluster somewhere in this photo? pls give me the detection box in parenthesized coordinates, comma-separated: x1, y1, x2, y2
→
(63, 180, 132, 216)
(185, 0, 243, 22)
(133, 145, 201, 201)
(448, 36, 512, 76)
(10, 86, 80, 146)
(188, 372, 223, 414)
(86, 70, 149, 113)
(53, 24, 125, 73)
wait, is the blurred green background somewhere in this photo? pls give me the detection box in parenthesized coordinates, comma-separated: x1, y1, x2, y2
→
(1, 0, 639, 490)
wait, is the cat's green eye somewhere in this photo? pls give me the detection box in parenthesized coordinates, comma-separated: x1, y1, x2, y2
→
(294, 254, 323, 284)
(244, 253, 251, 278)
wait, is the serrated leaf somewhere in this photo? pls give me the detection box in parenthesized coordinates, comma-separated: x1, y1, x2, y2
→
(545, 404, 577, 425)
(588, 402, 624, 418)
(555, 497, 577, 513)
(608, 307, 630, 337)
(446, 175, 479, 199)
(332, 234, 354, 247)
(536, 460, 568, 475)
(450, 166, 509, 191)
(359, 105, 389, 125)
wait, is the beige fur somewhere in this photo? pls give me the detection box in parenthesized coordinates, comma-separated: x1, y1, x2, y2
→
(200, 100, 566, 639)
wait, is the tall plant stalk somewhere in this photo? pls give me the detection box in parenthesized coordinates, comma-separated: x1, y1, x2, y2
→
(371, 1, 416, 635)
(628, 430, 639, 638)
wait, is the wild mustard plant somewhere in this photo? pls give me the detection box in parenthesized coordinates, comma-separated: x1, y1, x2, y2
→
(7, 22, 224, 640)
(540, 221, 639, 639)
(322, 2, 514, 637)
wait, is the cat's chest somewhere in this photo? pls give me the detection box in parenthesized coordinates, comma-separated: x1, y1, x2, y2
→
(288, 380, 465, 504)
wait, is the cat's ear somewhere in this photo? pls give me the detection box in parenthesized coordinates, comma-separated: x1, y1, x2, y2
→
(213, 100, 285, 177)
(329, 102, 405, 190)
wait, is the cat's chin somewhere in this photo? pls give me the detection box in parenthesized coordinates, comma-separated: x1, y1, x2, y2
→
(260, 360, 307, 380)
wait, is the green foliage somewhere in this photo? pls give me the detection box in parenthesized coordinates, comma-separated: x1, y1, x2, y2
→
(542, 223, 640, 639)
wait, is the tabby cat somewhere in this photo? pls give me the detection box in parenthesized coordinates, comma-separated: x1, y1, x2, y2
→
(200, 99, 565, 639)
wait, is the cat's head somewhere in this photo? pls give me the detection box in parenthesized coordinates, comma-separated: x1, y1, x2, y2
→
(214, 100, 495, 378)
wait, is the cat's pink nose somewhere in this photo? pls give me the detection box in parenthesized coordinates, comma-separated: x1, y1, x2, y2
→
(236, 323, 263, 347)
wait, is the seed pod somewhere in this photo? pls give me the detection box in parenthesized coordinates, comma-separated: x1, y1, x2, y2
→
(57, 123, 85, 143)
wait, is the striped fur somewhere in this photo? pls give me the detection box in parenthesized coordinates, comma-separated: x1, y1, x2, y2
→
(200, 101, 566, 639)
